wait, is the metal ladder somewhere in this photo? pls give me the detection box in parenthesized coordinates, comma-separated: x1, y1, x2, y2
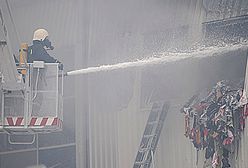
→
(133, 102, 169, 168)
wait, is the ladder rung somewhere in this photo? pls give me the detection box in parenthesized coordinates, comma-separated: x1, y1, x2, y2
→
(150, 110, 160, 114)
(134, 161, 149, 165)
(148, 116, 159, 122)
(147, 121, 158, 125)
(143, 134, 155, 138)
(138, 147, 151, 152)
(151, 107, 160, 110)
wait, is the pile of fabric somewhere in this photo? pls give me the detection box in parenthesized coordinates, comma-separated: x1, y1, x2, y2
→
(181, 80, 248, 168)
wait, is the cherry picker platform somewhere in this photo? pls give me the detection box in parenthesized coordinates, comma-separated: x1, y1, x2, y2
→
(0, 62, 63, 134)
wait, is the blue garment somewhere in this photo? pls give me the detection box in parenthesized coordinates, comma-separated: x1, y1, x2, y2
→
(28, 40, 58, 63)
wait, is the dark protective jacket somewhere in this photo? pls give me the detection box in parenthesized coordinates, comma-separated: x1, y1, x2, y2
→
(27, 40, 58, 63)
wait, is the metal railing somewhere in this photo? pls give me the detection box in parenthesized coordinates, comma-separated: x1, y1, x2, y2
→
(0, 63, 63, 133)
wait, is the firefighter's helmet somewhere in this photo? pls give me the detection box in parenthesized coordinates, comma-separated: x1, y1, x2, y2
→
(33, 28, 49, 41)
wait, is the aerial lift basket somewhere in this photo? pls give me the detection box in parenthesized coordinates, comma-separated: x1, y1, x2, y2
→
(0, 61, 63, 134)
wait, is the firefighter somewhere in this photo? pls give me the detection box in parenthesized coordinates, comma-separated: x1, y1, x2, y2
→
(28, 29, 62, 115)
(28, 28, 63, 70)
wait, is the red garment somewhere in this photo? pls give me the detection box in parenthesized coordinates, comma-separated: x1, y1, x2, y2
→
(193, 103, 208, 113)
(212, 152, 220, 168)
(222, 130, 234, 145)
(245, 104, 248, 118)
(184, 115, 190, 137)
(190, 128, 195, 140)
(240, 106, 246, 131)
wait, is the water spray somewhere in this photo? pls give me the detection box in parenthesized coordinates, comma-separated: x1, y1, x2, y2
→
(65, 44, 248, 77)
